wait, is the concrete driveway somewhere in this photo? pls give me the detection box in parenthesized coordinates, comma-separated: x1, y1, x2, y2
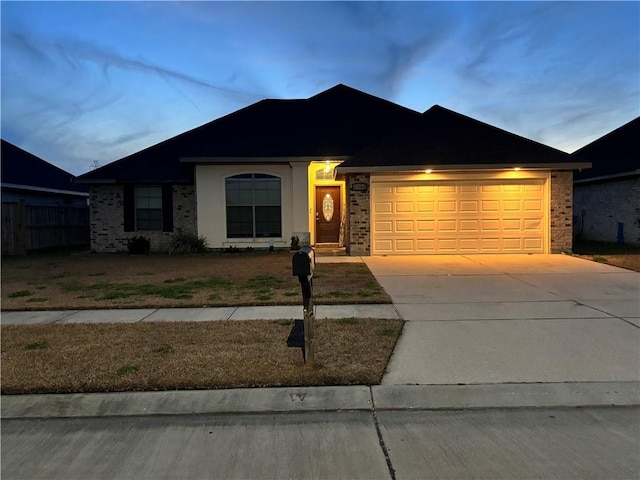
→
(363, 254, 640, 385)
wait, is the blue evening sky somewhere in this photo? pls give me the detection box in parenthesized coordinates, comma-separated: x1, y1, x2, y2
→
(2, 1, 638, 175)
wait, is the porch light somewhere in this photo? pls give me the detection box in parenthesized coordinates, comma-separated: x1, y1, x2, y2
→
(513, 167, 521, 171)
(425, 169, 433, 174)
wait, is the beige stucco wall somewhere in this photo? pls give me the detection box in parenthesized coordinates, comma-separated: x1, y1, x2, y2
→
(196, 164, 306, 249)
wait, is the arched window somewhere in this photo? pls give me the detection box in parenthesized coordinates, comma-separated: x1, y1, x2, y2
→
(225, 174, 281, 238)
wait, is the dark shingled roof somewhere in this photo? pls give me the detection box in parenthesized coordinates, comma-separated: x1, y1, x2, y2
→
(337, 105, 582, 171)
(572, 117, 640, 181)
(77, 84, 420, 184)
(1, 139, 88, 194)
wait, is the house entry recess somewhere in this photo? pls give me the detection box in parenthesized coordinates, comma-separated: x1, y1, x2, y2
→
(315, 186, 341, 244)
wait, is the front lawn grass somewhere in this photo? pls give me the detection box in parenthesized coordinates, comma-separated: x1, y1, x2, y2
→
(1, 251, 391, 310)
(1, 318, 403, 394)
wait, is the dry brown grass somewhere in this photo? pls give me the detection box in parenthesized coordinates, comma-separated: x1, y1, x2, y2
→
(572, 240, 640, 272)
(1, 318, 403, 394)
(1, 251, 390, 310)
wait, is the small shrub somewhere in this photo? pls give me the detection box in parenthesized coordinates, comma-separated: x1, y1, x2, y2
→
(127, 236, 150, 255)
(168, 233, 209, 255)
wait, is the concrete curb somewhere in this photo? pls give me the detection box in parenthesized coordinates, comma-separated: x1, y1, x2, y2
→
(3, 382, 638, 419)
(372, 382, 640, 410)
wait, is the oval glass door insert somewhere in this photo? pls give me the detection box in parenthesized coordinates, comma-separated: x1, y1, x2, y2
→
(322, 193, 334, 222)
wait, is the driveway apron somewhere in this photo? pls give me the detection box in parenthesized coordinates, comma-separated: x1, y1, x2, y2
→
(364, 254, 640, 385)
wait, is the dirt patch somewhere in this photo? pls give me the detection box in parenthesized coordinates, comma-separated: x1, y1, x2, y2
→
(574, 254, 640, 272)
(1, 251, 390, 310)
(572, 241, 640, 272)
(1, 318, 403, 394)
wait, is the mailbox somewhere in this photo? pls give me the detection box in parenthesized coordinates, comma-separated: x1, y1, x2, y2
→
(290, 246, 316, 367)
(292, 246, 315, 278)
(292, 246, 315, 311)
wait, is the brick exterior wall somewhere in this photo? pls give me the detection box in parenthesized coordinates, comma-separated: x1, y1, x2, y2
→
(346, 174, 371, 256)
(574, 177, 640, 246)
(89, 185, 197, 253)
(550, 171, 574, 253)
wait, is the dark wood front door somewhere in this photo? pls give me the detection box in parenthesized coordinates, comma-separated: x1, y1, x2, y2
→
(315, 186, 341, 244)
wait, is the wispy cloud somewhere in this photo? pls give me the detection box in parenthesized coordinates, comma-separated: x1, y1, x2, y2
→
(3, 31, 267, 103)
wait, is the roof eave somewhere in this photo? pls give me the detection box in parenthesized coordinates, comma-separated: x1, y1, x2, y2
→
(180, 156, 351, 164)
(74, 178, 117, 184)
(574, 169, 640, 184)
(336, 162, 591, 174)
(1, 182, 89, 197)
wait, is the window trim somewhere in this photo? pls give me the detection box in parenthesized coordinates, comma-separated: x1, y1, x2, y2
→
(123, 184, 173, 233)
(225, 173, 282, 239)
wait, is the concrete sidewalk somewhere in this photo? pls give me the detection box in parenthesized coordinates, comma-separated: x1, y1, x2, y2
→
(0, 304, 400, 325)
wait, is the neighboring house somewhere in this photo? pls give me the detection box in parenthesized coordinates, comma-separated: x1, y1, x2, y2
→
(77, 84, 589, 255)
(572, 118, 640, 246)
(1, 139, 89, 254)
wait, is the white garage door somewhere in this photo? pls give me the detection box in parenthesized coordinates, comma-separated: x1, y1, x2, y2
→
(371, 180, 546, 254)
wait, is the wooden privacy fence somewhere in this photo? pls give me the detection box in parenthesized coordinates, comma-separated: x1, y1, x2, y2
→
(2, 202, 89, 255)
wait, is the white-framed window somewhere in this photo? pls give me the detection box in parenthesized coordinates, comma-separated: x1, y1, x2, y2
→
(135, 186, 163, 231)
(225, 174, 281, 238)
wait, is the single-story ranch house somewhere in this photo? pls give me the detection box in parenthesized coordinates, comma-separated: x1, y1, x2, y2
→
(572, 117, 639, 246)
(77, 84, 590, 255)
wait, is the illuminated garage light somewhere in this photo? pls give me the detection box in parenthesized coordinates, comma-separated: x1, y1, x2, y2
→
(513, 167, 521, 171)
(425, 169, 433, 174)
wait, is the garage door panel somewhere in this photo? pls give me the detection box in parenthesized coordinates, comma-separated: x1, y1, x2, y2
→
(524, 237, 543, 248)
(460, 219, 479, 232)
(524, 199, 543, 211)
(416, 239, 436, 252)
(374, 201, 393, 213)
(417, 220, 435, 232)
(438, 201, 457, 213)
(372, 179, 546, 254)
(438, 219, 457, 232)
(482, 200, 500, 212)
(374, 220, 393, 233)
(524, 219, 542, 231)
(503, 219, 522, 231)
(395, 239, 415, 252)
(395, 220, 414, 232)
(374, 239, 394, 253)
(460, 201, 479, 213)
(481, 219, 500, 232)
(417, 201, 435, 213)
(395, 202, 414, 213)
(503, 200, 522, 211)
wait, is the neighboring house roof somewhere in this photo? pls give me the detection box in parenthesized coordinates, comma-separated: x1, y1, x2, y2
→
(337, 105, 587, 173)
(77, 84, 421, 184)
(1, 139, 88, 195)
(573, 117, 640, 182)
